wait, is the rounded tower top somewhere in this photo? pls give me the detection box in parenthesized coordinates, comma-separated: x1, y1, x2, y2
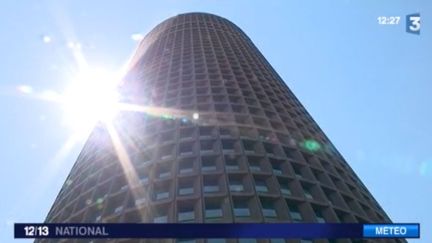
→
(125, 11, 247, 76)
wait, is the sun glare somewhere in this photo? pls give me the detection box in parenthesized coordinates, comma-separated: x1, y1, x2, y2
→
(62, 67, 121, 133)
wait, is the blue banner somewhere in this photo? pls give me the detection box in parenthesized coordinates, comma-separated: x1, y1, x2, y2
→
(14, 223, 419, 239)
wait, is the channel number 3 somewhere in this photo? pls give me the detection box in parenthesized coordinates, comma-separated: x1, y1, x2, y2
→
(406, 13, 420, 34)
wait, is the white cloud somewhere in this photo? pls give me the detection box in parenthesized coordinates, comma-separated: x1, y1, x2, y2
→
(131, 33, 144, 41)
(67, 41, 81, 50)
(16, 85, 33, 94)
(42, 35, 52, 43)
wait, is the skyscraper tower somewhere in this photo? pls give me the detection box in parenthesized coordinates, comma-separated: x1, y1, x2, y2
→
(41, 13, 403, 243)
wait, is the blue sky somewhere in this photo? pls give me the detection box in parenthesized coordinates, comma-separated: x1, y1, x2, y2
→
(0, 0, 431, 242)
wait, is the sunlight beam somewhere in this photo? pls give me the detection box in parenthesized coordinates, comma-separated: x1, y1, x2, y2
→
(105, 123, 147, 220)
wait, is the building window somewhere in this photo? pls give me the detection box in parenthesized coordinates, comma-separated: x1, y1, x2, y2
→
(292, 164, 303, 178)
(277, 134, 290, 145)
(232, 104, 246, 113)
(203, 177, 220, 193)
(205, 201, 223, 219)
(177, 239, 196, 243)
(179, 158, 194, 174)
(114, 206, 123, 214)
(287, 203, 303, 222)
(242, 140, 257, 153)
(260, 198, 277, 218)
(178, 180, 194, 196)
(199, 126, 214, 137)
(134, 152, 152, 167)
(153, 206, 168, 223)
(157, 167, 171, 179)
(139, 174, 149, 184)
(179, 142, 194, 155)
(254, 179, 269, 193)
(179, 127, 195, 139)
(233, 199, 251, 217)
(239, 127, 256, 138)
(207, 239, 226, 243)
(235, 115, 251, 125)
(229, 177, 244, 192)
(278, 178, 292, 196)
(263, 143, 276, 156)
(196, 87, 208, 95)
(178, 205, 195, 222)
(160, 130, 175, 142)
(248, 158, 262, 172)
(215, 104, 229, 112)
(314, 208, 326, 223)
(283, 147, 296, 160)
(201, 156, 217, 172)
(270, 239, 285, 243)
(197, 95, 210, 103)
(271, 162, 283, 175)
(134, 197, 147, 206)
(221, 139, 236, 151)
(304, 188, 313, 200)
(238, 239, 257, 243)
(219, 126, 237, 137)
(300, 240, 313, 243)
(153, 215, 167, 223)
(154, 185, 170, 200)
(225, 155, 240, 171)
(201, 140, 216, 153)
(155, 191, 169, 200)
(159, 144, 175, 160)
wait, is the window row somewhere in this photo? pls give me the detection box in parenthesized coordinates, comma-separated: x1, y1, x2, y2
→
(54, 193, 376, 227)
(53, 169, 380, 224)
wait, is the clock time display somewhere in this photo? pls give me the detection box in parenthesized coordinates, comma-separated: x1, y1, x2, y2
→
(23, 225, 49, 237)
(377, 16, 401, 25)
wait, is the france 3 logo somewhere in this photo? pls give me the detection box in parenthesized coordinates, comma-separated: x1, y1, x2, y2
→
(406, 13, 420, 35)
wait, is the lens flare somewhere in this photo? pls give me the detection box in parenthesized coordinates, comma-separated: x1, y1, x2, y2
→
(61, 67, 121, 133)
(193, 112, 199, 120)
(300, 139, 322, 153)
